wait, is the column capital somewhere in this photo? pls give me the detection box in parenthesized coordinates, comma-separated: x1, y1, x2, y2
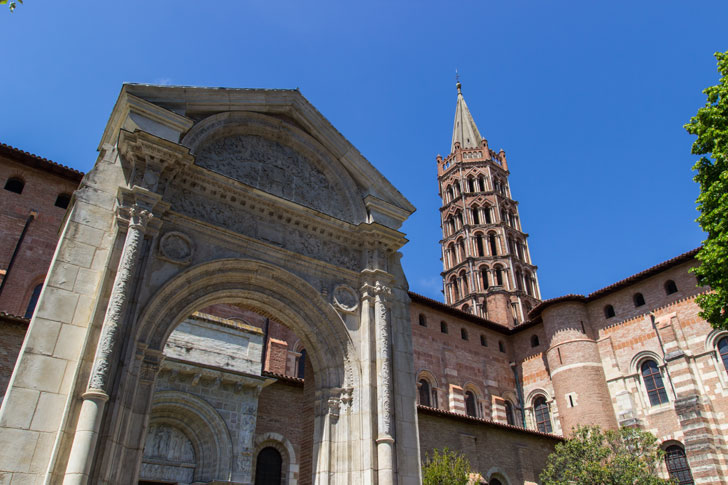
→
(118, 129, 193, 194)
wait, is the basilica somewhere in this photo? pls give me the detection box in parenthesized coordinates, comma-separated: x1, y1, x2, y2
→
(0, 83, 725, 484)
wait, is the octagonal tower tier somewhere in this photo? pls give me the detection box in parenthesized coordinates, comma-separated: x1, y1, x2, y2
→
(438, 82, 541, 327)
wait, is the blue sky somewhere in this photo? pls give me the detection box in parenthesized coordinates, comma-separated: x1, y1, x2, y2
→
(1, 1, 726, 301)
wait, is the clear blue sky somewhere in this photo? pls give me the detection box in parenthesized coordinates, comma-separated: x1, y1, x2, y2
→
(2, 1, 726, 301)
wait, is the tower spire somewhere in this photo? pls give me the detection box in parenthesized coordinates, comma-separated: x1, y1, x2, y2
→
(437, 85, 541, 327)
(451, 80, 483, 153)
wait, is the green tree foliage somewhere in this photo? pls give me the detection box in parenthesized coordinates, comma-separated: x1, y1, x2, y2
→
(422, 447, 473, 485)
(685, 50, 728, 330)
(540, 426, 672, 485)
(0, 0, 22, 13)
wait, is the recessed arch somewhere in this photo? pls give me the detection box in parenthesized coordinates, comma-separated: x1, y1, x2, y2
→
(134, 258, 358, 390)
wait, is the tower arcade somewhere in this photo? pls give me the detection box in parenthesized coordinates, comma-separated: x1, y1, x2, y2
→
(438, 82, 540, 326)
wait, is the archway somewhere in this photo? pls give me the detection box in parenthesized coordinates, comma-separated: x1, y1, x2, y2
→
(95, 259, 360, 484)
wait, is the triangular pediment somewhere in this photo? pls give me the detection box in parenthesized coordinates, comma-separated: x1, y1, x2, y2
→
(103, 84, 414, 229)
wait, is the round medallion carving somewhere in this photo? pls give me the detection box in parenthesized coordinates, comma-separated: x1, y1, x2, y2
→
(158, 232, 194, 265)
(333, 284, 358, 313)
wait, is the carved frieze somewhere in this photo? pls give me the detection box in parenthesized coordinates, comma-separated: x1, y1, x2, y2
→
(195, 134, 354, 222)
(167, 185, 361, 270)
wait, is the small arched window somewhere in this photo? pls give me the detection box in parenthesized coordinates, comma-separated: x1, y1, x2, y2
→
(297, 349, 307, 379)
(481, 268, 489, 290)
(440, 321, 448, 334)
(484, 207, 492, 224)
(633, 292, 646, 307)
(665, 280, 678, 295)
(418, 314, 427, 327)
(464, 391, 477, 417)
(475, 234, 484, 256)
(255, 447, 282, 485)
(718, 337, 728, 374)
(604, 305, 616, 318)
(504, 400, 515, 425)
(480, 335, 487, 347)
(664, 445, 694, 485)
(530, 335, 540, 348)
(498, 340, 505, 353)
(418, 379, 431, 407)
(461, 328, 469, 341)
(451, 278, 460, 301)
(4, 177, 24, 194)
(641, 360, 668, 406)
(472, 208, 480, 225)
(24, 283, 43, 319)
(55, 193, 71, 209)
(534, 396, 552, 433)
(468, 178, 476, 192)
(489, 234, 498, 255)
(495, 267, 504, 286)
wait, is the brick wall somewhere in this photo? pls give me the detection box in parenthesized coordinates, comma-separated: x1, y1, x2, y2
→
(0, 152, 80, 317)
(0, 317, 28, 402)
(418, 407, 559, 483)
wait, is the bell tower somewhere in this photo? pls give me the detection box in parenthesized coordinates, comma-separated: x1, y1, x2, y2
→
(438, 81, 541, 327)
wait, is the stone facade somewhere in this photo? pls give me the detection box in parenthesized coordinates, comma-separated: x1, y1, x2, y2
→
(0, 82, 725, 485)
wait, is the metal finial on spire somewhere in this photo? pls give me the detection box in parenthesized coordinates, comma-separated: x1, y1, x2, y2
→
(455, 69, 462, 93)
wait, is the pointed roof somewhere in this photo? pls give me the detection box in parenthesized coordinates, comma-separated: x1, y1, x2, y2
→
(451, 82, 483, 153)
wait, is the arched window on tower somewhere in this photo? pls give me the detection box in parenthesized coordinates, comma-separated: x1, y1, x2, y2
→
(468, 177, 476, 193)
(525, 271, 534, 296)
(495, 266, 504, 286)
(533, 396, 552, 433)
(475, 234, 484, 256)
(472, 207, 480, 224)
(451, 278, 460, 301)
(446, 185, 454, 203)
(460, 270, 469, 295)
(458, 239, 466, 261)
(501, 209, 507, 225)
(641, 360, 669, 406)
(478, 176, 486, 191)
(454, 180, 461, 196)
(516, 270, 523, 291)
(664, 445, 694, 485)
(489, 233, 498, 255)
(255, 447, 282, 485)
(464, 391, 478, 417)
(455, 211, 463, 229)
(481, 267, 489, 290)
(484, 207, 492, 224)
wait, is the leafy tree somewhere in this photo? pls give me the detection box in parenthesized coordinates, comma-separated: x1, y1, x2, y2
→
(0, 0, 21, 13)
(540, 426, 673, 485)
(422, 447, 473, 485)
(685, 50, 728, 330)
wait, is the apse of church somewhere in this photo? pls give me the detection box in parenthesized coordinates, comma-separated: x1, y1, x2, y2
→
(438, 82, 540, 326)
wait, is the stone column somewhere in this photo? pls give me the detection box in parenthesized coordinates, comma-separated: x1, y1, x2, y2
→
(64, 206, 152, 485)
(374, 282, 395, 485)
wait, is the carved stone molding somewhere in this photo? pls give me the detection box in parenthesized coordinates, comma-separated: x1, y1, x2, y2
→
(158, 231, 194, 265)
(333, 284, 359, 313)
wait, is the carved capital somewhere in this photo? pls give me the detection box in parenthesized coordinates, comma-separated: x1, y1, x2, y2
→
(118, 129, 193, 194)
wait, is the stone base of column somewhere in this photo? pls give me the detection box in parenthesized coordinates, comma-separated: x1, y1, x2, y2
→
(63, 390, 110, 485)
(377, 434, 395, 485)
